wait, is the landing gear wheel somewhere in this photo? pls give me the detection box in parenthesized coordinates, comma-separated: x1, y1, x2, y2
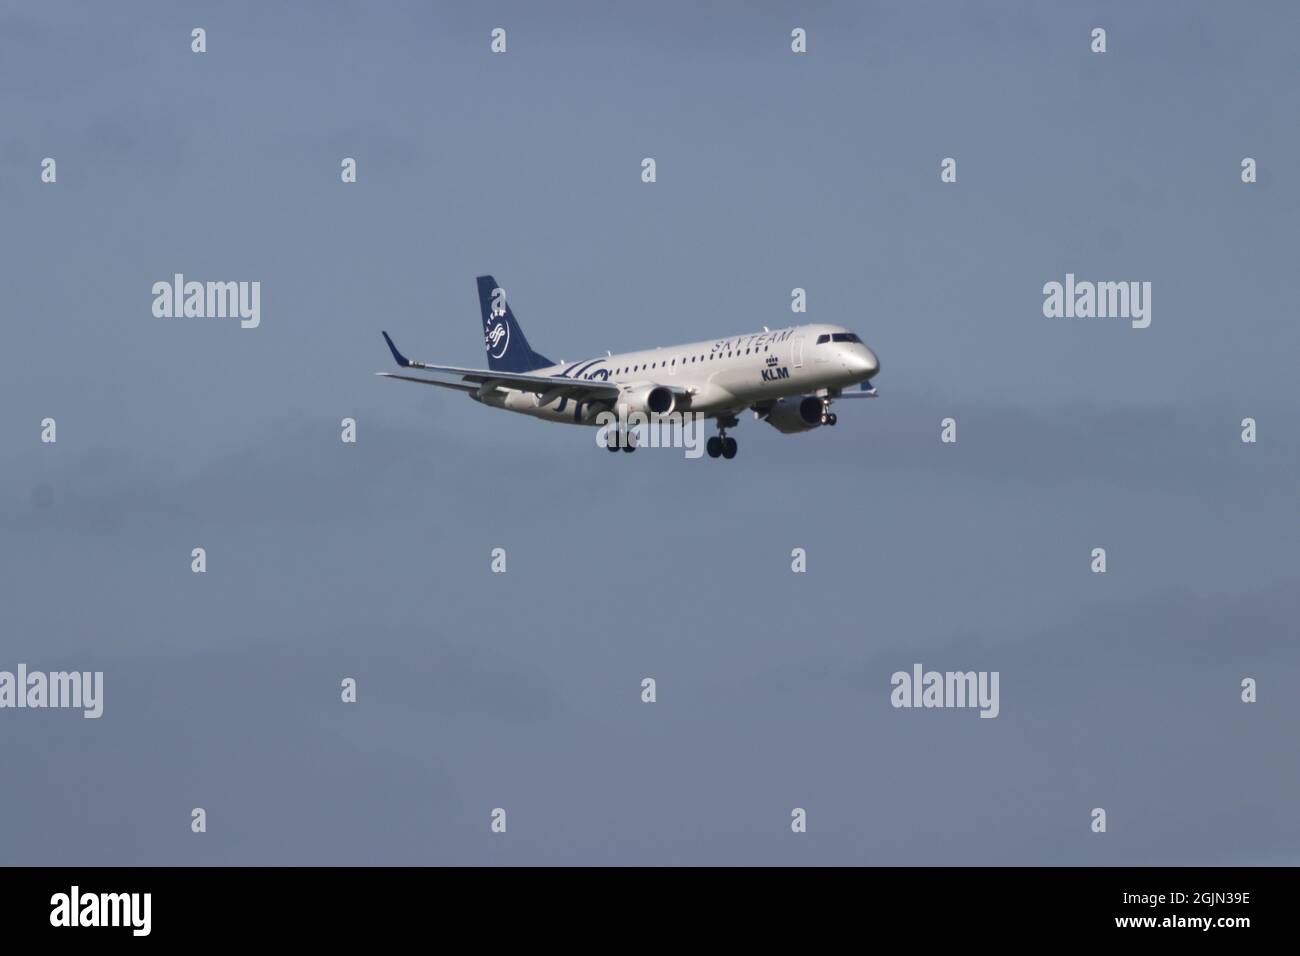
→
(605, 431, 620, 451)
(820, 398, 835, 427)
(709, 415, 738, 460)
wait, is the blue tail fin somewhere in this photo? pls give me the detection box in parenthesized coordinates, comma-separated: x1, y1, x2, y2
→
(476, 275, 553, 372)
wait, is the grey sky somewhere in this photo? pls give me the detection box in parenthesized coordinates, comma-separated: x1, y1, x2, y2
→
(1, 0, 1297, 864)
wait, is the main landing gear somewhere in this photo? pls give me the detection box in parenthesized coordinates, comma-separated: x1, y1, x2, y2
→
(706, 436, 737, 459)
(820, 398, 838, 427)
(604, 429, 638, 453)
(706, 416, 739, 460)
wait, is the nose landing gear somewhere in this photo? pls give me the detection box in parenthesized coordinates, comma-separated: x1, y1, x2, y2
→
(820, 398, 837, 427)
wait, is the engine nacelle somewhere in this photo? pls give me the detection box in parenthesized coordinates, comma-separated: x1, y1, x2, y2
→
(763, 395, 824, 434)
(619, 384, 679, 416)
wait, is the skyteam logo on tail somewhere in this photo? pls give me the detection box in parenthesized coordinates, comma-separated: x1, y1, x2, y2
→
(486, 286, 510, 359)
(485, 315, 509, 359)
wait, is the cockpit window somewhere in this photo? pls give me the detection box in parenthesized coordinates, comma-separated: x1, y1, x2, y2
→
(816, 334, 830, 344)
(831, 332, 861, 343)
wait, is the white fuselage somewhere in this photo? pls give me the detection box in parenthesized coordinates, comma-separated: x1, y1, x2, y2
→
(474, 323, 880, 424)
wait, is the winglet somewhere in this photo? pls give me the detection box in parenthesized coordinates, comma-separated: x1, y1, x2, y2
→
(382, 331, 411, 368)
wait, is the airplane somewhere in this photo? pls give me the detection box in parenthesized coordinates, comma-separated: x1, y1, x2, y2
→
(378, 275, 880, 459)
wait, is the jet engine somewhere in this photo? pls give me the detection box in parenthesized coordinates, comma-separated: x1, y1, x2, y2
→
(619, 384, 680, 416)
(762, 395, 824, 433)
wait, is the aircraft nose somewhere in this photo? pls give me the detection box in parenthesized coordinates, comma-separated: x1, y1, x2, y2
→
(855, 347, 880, 377)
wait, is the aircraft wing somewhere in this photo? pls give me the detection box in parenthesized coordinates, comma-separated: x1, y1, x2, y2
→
(379, 331, 621, 401)
(375, 373, 478, 392)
